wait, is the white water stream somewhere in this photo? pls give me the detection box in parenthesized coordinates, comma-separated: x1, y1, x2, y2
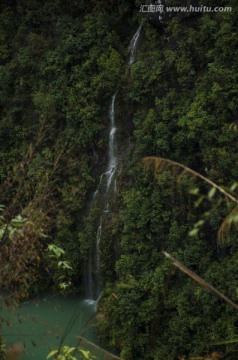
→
(105, 94, 117, 191)
(128, 24, 142, 65)
(85, 25, 142, 301)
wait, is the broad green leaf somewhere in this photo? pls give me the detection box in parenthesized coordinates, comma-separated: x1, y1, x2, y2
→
(189, 228, 199, 237)
(194, 219, 205, 227)
(47, 349, 58, 359)
(11, 215, 26, 223)
(58, 261, 73, 270)
(189, 187, 199, 195)
(208, 187, 216, 199)
(79, 349, 91, 359)
(47, 244, 65, 258)
(194, 195, 205, 208)
(230, 182, 238, 191)
(59, 282, 70, 289)
(64, 346, 76, 353)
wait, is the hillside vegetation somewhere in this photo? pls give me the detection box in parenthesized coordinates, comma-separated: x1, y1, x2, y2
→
(0, 0, 238, 359)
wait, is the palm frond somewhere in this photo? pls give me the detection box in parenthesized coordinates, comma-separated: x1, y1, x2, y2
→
(76, 336, 122, 359)
(163, 251, 238, 311)
(143, 157, 238, 244)
(143, 156, 238, 204)
(218, 206, 238, 245)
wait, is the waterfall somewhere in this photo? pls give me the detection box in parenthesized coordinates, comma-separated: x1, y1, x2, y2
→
(85, 94, 118, 301)
(105, 94, 117, 191)
(85, 25, 141, 302)
(94, 94, 117, 299)
(128, 24, 142, 65)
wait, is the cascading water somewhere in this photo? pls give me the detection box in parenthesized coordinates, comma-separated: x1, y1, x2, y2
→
(128, 24, 142, 65)
(94, 94, 117, 299)
(85, 25, 142, 303)
(106, 94, 117, 191)
(85, 94, 117, 301)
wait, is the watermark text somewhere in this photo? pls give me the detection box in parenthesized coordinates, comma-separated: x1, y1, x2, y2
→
(140, 4, 232, 13)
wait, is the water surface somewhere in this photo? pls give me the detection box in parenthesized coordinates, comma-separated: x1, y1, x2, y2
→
(1, 295, 98, 359)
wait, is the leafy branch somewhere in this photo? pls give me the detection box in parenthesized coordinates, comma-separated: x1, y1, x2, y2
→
(47, 244, 73, 291)
(143, 156, 238, 312)
(143, 156, 238, 204)
(143, 156, 238, 244)
(163, 251, 238, 311)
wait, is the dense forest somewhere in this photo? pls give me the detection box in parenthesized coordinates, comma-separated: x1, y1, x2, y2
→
(1, 0, 238, 359)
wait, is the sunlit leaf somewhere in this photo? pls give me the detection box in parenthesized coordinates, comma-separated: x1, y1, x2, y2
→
(58, 261, 73, 270)
(194, 219, 205, 227)
(230, 182, 238, 192)
(189, 187, 200, 195)
(47, 349, 58, 359)
(189, 228, 199, 237)
(208, 187, 216, 199)
(194, 196, 205, 208)
(79, 349, 91, 359)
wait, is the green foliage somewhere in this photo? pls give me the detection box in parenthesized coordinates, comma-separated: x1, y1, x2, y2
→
(48, 244, 66, 258)
(0, 205, 49, 299)
(0, 0, 132, 298)
(47, 345, 96, 360)
(47, 244, 73, 292)
(95, 2, 238, 359)
(1, 0, 238, 359)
